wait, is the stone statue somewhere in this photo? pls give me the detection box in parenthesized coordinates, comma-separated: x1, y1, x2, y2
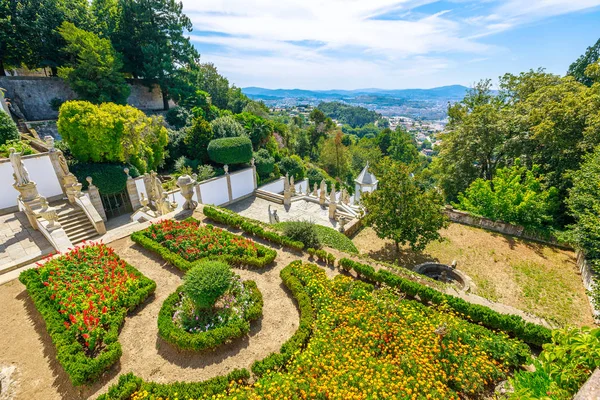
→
(290, 175, 295, 194)
(44, 135, 55, 151)
(177, 174, 198, 210)
(268, 205, 280, 224)
(57, 152, 70, 176)
(9, 148, 31, 186)
(313, 182, 318, 197)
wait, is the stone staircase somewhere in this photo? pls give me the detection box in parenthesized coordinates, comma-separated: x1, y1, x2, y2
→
(53, 203, 98, 244)
(255, 189, 284, 204)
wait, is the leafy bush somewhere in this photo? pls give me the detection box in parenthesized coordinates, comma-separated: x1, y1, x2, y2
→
(98, 369, 250, 400)
(19, 244, 156, 385)
(184, 261, 233, 309)
(132, 218, 277, 270)
(253, 148, 275, 178)
(510, 327, 600, 399)
(306, 166, 335, 190)
(57, 101, 168, 173)
(158, 280, 263, 351)
(338, 258, 552, 346)
(49, 97, 64, 111)
(281, 220, 321, 250)
(0, 111, 19, 146)
(278, 155, 305, 180)
(276, 221, 358, 253)
(208, 136, 253, 165)
(70, 162, 139, 194)
(0, 139, 34, 158)
(165, 106, 191, 129)
(210, 115, 246, 138)
(202, 206, 304, 251)
(456, 161, 559, 230)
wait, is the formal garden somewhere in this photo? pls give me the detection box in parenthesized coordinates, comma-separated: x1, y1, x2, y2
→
(0, 205, 593, 400)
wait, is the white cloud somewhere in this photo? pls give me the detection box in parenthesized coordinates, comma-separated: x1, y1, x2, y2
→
(180, 0, 600, 88)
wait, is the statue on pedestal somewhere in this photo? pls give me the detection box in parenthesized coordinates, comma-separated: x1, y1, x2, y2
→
(9, 148, 31, 186)
(177, 174, 198, 210)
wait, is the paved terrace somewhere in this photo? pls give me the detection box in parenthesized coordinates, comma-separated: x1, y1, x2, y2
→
(0, 211, 53, 273)
(226, 195, 340, 230)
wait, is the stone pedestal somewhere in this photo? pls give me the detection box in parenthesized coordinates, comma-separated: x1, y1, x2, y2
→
(319, 180, 327, 205)
(177, 174, 198, 210)
(86, 177, 107, 221)
(62, 174, 83, 203)
(328, 187, 337, 218)
(13, 182, 43, 229)
(313, 183, 318, 197)
(124, 168, 141, 210)
(290, 176, 296, 195)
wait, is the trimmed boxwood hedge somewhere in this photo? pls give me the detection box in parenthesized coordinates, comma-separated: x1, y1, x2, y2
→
(338, 258, 552, 347)
(158, 280, 263, 351)
(251, 261, 315, 376)
(208, 136, 253, 165)
(19, 261, 156, 386)
(97, 369, 250, 400)
(131, 218, 277, 270)
(203, 206, 304, 251)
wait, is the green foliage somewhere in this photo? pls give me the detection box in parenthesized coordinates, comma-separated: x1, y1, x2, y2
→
(49, 97, 64, 111)
(276, 222, 358, 254)
(210, 115, 246, 139)
(57, 101, 168, 173)
(235, 112, 273, 150)
(184, 116, 213, 163)
(70, 162, 139, 194)
(510, 327, 600, 399)
(202, 206, 304, 251)
(319, 131, 351, 178)
(196, 164, 216, 181)
(280, 220, 321, 250)
(388, 126, 420, 165)
(253, 148, 274, 178)
(568, 38, 600, 87)
(0, 112, 19, 145)
(338, 258, 551, 346)
(58, 22, 130, 104)
(19, 247, 155, 386)
(97, 370, 251, 400)
(456, 161, 559, 230)
(183, 261, 233, 310)
(165, 106, 191, 129)
(0, 139, 34, 158)
(318, 102, 382, 128)
(363, 159, 447, 254)
(158, 281, 263, 351)
(278, 155, 305, 180)
(207, 137, 253, 165)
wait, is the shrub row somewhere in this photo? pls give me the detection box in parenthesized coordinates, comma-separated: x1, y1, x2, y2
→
(97, 369, 250, 400)
(19, 263, 156, 386)
(203, 206, 304, 251)
(338, 258, 552, 347)
(251, 261, 314, 377)
(131, 223, 277, 270)
(158, 280, 263, 352)
(307, 248, 336, 265)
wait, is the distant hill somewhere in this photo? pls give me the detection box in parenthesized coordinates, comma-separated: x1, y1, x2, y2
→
(242, 85, 470, 120)
(242, 85, 469, 101)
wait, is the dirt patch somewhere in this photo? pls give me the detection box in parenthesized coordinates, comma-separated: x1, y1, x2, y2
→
(353, 224, 594, 327)
(0, 231, 304, 399)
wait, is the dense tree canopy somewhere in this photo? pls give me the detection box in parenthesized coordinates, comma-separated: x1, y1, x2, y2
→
(318, 102, 382, 128)
(568, 38, 600, 87)
(362, 159, 447, 257)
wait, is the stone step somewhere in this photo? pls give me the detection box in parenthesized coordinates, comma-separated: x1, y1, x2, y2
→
(255, 190, 284, 204)
(69, 230, 98, 244)
(59, 216, 91, 229)
(63, 223, 95, 235)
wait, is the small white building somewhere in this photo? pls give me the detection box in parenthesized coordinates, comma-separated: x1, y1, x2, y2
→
(354, 162, 378, 203)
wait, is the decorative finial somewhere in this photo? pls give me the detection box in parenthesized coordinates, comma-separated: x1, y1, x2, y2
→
(224, 165, 229, 174)
(124, 167, 130, 178)
(251, 158, 255, 166)
(86, 176, 93, 185)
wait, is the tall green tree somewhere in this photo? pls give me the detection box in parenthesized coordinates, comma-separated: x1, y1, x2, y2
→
(234, 112, 272, 150)
(456, 161, 559, 230)
(197, 63, 230, 109)
(362, 159, 447, 258)
(112, 0, 198, 109)
(0, 0, 39, 74)
(568, 38, 600, 87)
(58, 22, 130, 104)
(184, 116, 213, 163)
(388, 126, 419, 165)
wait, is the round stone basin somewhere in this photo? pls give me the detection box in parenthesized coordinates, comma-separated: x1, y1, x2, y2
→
(413, 263, 472, 292)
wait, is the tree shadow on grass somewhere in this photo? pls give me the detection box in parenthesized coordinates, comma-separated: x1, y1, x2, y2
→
(366, 242, 439, 268)
(18, 290, 122, 400)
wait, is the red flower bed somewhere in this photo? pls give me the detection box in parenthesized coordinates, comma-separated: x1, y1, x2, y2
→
(36, 243, 153, 353)
(140, 219, 276, 268)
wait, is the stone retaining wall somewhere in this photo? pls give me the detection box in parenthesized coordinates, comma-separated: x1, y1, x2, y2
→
(0, 76, 172, 121)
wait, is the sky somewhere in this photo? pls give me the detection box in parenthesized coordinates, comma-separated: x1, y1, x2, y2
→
(182, 0, 600, 90)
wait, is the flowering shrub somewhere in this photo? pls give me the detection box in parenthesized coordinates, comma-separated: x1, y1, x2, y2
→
(105, 261, 530, 399)
(132, 218, 277, 269)
(19, 243, 156, 385)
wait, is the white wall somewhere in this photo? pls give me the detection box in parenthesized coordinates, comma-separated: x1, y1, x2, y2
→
(0, 154, 63, 210)
(134, 177, 146, 200)
(259, 177, 284, 194)
(199, 177, 229, 206)
(230, 169, 254, 199)
(294, 179, 308, 194)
